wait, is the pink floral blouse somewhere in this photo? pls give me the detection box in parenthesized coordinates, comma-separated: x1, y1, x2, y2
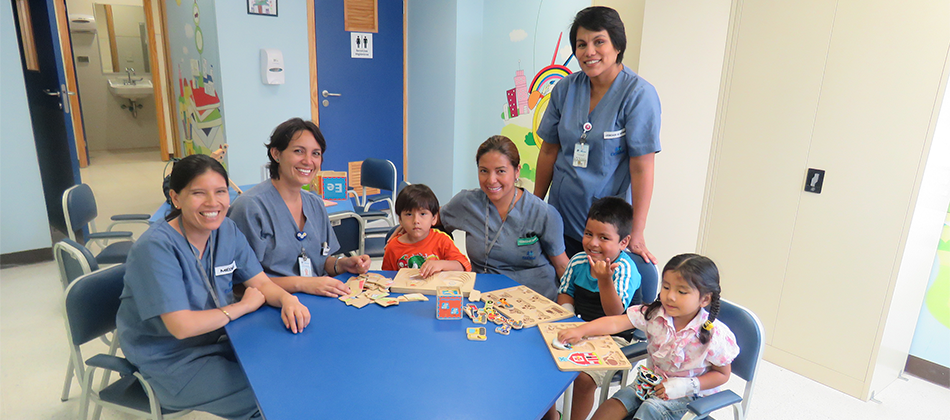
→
(626, 305, 740, 396)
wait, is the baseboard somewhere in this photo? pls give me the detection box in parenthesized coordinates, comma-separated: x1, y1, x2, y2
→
(0, 247, 53, 269)
(905, 355, 950, 388)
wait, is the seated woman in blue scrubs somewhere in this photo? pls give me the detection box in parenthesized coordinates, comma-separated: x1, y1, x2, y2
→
(441, 135, 569, 301)
(534, 6, 662, 264)
(116, 154, 310, 419)
(230, 118, 371, 298)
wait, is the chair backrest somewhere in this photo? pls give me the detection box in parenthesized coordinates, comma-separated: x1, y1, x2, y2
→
(360, 158, 397, 193)
(53, 239, 99, 289)
(62, 183, 98, 242)
(717, 298, 765, 412)
(627, 252, 659, 305)
(64, 264, 125, 347)
(329, 211, 365, 256)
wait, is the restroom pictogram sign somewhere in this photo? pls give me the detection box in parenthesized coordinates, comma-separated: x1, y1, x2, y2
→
(351, 32, 373, 59)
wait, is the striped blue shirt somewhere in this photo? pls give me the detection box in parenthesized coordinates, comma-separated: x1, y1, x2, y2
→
(557, 251, 640, 308)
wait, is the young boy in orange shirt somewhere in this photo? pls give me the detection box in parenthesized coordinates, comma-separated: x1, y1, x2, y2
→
(382, 184, 471, 276)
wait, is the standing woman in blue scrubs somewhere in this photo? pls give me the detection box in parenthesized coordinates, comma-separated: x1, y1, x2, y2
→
(116, 154, 310, 419)
(230, 118, 371, 298)
(535, 6, 662, 264)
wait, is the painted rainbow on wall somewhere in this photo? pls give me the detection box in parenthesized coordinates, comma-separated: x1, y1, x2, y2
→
(529, 65, 571, 94)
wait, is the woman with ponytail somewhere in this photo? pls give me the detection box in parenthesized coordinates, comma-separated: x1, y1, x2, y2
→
(555, 253, 739, 420)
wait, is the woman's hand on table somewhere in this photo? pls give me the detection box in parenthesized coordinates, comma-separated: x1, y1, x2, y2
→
(239, 286, 266, 315)
(301, 276, 351, 298)
(279, 294, 310, 334)
(343, 255, 371, 274)
(627, 232, 657, 265)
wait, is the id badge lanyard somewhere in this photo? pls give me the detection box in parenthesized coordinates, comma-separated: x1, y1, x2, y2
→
(573, 122, 592, 168)
(180, 218, 222, 308)
(482, 191, 517, 272)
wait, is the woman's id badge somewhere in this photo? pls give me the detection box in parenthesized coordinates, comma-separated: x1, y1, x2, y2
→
(299, 250, 314, 277)
(573, 143, 590, 168)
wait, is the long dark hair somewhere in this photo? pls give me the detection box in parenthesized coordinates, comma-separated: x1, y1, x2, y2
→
(265, 118, 326, 180)
(642, 253, 722, 344)
(165, 154, 229, 222)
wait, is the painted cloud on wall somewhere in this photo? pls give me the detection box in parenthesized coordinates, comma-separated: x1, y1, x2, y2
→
(509, 29, 528, 42)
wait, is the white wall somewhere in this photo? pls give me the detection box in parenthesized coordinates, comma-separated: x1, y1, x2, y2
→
(637, 0, 731, 265)
(214, 1, 311, 186)
(0, 1, 52, 254)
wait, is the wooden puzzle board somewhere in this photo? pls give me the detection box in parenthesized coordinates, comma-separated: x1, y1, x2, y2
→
(480, 285, 573, 328)
(390, 268, 476, 296)
(538, 322, 633, 372)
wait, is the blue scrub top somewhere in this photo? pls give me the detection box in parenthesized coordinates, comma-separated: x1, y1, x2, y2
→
(229, 181, 340, 277)
(116, 218, 263, 395)
(536, 65, 662, 241)
(441, 188, 565, 300)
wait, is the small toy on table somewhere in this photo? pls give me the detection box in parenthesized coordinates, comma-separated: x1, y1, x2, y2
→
(466, 327, 487, 341)
(473, 309, 487, 324)
(495, 323, 511, 335)
(435, 286, 463, 320)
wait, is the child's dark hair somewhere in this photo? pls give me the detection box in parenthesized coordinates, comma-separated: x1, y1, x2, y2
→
(587, 197, 633, 240)
(394, 184, 440, 216)
(165, 154, 229, 222)
(642, 253, 722, 344)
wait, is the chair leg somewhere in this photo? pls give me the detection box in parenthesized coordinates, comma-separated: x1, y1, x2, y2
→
(79, 367, 95, 420)
(562, 382, 574, 420)
(61, 357, 74, 401)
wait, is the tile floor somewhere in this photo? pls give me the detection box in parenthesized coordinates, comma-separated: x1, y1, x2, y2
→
(1, 149, 947, 419)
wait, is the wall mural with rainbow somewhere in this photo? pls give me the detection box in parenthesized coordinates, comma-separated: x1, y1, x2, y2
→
(498, 33, 574, 192)
(909, 201, 950, 369)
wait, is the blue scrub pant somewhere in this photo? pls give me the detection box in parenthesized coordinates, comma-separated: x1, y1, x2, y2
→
(150, 352, 261, 420)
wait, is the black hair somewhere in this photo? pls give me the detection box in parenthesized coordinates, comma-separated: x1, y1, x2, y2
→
(476, 135, 521, 169)
(394, 184, 440, 216)
(265, 117, 326, 180)
(165, 154, 229, 222)
(586, 196, 633, 241)
(570, 6, 627, 64)
(642, 253, 722, 344)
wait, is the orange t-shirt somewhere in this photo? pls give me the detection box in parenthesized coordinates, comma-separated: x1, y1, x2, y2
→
(382, 229, 471, 271)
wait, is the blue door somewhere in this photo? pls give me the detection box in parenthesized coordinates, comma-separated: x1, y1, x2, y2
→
(13, 0, 82, 234)
(314, 0, 404, 185)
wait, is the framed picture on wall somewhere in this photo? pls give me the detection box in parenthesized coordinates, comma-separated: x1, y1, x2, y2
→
(248, 0, 277, 17)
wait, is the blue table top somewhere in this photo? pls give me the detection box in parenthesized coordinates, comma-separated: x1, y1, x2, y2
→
(226, 271, 578, 420)
(149, 182, 355, 223)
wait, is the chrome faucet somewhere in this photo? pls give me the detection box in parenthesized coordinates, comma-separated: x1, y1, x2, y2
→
(125, 67, 136, 85)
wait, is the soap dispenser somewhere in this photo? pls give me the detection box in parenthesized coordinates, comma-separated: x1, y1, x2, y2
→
(260, 49, 284, 85)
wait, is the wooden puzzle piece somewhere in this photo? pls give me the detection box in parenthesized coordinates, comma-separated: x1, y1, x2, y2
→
(468, 290, 481, 302)
(397, 293, 428, 302)
(538, 322, 632, 372)
(466, 327, 487, 341)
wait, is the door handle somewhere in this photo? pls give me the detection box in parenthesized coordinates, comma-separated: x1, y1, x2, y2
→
(43, 89, 61, 97)
(321, 90, 341, 98)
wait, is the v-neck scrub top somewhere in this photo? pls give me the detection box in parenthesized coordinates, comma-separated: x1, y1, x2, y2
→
(116, 218, 263, 416)
(229, 181, 340, 277)
(441, 188, 565, 300)
(536, 65, 662, 241)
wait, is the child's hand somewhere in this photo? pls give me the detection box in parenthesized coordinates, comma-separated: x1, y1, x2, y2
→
(655, 377, 698, 400)
(556, 327, 585, 345)
(419, 260, 448, 278)
(587, 255, 619, 282)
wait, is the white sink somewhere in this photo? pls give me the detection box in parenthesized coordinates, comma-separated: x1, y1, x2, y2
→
(108, 79, 153, 100)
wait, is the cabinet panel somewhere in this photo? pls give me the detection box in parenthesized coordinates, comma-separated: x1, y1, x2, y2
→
(772, 1, 950, 382)
(703, 1, 836, 340)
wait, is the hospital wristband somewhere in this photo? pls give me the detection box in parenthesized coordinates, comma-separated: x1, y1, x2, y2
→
(220, 308, 233, 322)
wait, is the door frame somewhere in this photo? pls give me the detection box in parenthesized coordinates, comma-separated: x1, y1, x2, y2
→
(307, 0, 408, 181)
(51, 0, 87, 167)
(143, 0, 177, 160)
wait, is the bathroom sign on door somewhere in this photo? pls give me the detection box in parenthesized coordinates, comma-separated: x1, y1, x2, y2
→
(351, 32, 373, 59)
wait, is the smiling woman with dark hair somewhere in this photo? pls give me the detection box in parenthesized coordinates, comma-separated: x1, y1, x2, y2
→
(116, 154, 309, 419)
(534, 6, 662, 265)
(229, 118, 371, 299)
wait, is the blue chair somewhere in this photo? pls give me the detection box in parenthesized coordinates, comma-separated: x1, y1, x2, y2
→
(54, 239, 101, 402)
(680, 299, 765, 420)
(63, 264, 190, 420)
(348, 158, 397, 232)
(62, 183, 149, 265)
(330, 211, 365, 256)
(364, 225, 401, 258)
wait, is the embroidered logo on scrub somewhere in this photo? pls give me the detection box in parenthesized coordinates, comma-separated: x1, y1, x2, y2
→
(214, 261, 237, 276)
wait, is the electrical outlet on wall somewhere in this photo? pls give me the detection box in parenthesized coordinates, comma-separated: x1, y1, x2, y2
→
(805, 168, 825, 193)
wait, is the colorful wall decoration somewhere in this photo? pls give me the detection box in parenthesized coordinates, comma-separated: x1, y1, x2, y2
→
(166, 0, 227, 163)
(909, 201, 950, 368)
(497, 30, 576, 192)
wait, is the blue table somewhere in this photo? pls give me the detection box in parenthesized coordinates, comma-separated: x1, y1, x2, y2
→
(149, 183, 354, 223)
(226, 271, 578, 420)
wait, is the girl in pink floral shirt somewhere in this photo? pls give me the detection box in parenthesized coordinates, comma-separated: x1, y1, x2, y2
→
(557, 254, 739, 420)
